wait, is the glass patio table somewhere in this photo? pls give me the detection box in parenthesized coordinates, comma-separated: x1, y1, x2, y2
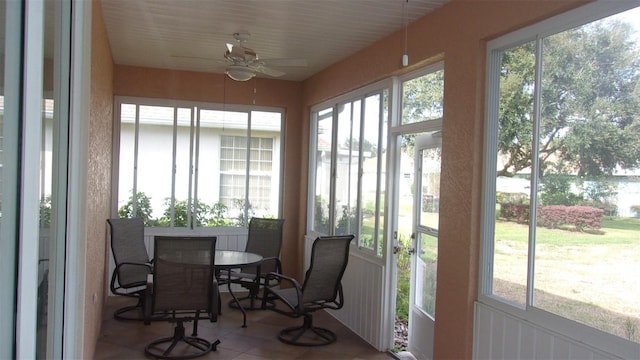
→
(215, 250, 263, 327)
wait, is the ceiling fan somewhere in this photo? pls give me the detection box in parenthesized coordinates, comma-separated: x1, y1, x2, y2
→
(223, 32, 307, 81)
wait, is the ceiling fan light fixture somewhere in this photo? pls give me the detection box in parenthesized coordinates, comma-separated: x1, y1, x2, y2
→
(225, 65, 255, 82)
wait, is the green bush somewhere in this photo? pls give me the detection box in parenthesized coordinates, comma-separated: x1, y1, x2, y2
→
(336, 205, 358, 235)
(158, 199, 214, 228)
(118, 191, 156, 226)
(314, 196, 330, 233)
(395, 233, 412, 321)
(208, 202, 234, 226)
(537, 205, 604, 230)
(540, 174, 582, 206)
(496, 191, 528, 204)
(39, 196, 51, 227)
(499, 202, 530, 223)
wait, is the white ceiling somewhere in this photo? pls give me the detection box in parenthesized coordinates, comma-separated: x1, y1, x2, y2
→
(100, 0, 449, 81)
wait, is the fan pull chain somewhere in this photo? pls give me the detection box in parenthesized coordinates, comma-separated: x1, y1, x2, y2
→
(402, 0, 409, 67)
(253, 78, 256, 105)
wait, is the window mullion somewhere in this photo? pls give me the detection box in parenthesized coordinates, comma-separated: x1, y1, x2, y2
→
(132, 105, 140, 217)
(171, 107, 178, 228)
(480, 48, 502, 296)
(244, 111, 252, 225)
(374, 91, 385, 254)
(191, 107, 199, 229)
(357, 98, 365, 244)
(526, 35, 544, 309)
(329, 105, 339, 233)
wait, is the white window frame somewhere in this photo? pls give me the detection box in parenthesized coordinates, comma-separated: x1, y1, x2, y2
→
(480, 2, 640, 358)
(308, 79, 393, 257)
(0, 1, 25, 357)
(112, 96, 284, 228)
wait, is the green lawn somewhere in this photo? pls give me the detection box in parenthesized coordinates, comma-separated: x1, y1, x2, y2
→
(493, 216, 640, 341)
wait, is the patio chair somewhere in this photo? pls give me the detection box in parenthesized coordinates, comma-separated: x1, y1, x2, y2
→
(224, 217, 285, 310)
(144, 236, 220, 359)
(261, 234, 354, 346)
(107, 217, 153, 321)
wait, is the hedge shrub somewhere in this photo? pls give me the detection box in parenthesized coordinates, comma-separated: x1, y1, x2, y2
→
(499, 202, 530, 223)
(500, 203, 604, 231)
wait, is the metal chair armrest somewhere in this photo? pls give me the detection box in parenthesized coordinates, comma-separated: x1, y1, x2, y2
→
(110, 262, 153, 294)
(264, 271, 298, 287)
(255, 257, 282, 286)
(264, 272, 304, 312)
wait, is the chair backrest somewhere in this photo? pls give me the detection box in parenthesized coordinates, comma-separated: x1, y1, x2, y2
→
(244, 217, 285, 274)
(152, 236, 216, 312)
(301, 235, 354, 304)
(107, 217, 150, 287)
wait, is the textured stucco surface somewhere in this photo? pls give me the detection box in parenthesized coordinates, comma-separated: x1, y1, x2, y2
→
(84, 0, 114, 357)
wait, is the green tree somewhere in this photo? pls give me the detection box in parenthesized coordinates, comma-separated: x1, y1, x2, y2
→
(498, 19, 640, 177)
(401, 70, 444, 155)
(342, 138, 377, 157)
(539, 174, 582, 206)
(497, 42, 536, 177)
(118, 191, 155, 225)
(402, 70, 444, 123)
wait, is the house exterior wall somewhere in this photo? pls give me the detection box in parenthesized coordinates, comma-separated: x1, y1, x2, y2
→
(300, 1, 590, 359)
(84, 0, 115, 357)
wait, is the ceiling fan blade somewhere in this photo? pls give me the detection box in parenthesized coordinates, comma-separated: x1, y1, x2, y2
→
(262, 58, 308, 67)
(251, 64, 286, 77)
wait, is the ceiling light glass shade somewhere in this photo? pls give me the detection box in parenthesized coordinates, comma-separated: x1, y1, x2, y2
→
(225, 65, 255, 81)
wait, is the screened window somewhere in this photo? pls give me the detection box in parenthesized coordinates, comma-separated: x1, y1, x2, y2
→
(484, 4, 640, 344)
(310, 90, 388, 255)
(116, 98, 283, 228)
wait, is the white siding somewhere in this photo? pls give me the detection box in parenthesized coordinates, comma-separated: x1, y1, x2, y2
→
(474, 302, 626, 360)
(304, 235, 386, 350)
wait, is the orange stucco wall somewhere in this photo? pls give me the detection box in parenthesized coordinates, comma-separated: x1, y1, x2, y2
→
(84, 0, 115, 358)
(301, 1, 588, 359)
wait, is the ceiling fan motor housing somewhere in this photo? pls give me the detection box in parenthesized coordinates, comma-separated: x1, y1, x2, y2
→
(225, 64, 255, 81)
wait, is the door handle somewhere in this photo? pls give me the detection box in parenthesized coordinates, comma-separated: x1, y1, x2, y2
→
(408, 233, 416, 254)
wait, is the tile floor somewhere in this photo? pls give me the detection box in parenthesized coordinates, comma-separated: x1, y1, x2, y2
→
(95, 293, 396, 359)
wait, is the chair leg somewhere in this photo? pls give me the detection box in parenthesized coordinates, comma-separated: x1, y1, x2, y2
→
(192, 311, 199, 336)
(228, 284, 276, 311)
(228, 283, 261, 310)
(277, 314, 337, 346)
(114, 297, 144, 321)
(115, 296, 168, 322)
